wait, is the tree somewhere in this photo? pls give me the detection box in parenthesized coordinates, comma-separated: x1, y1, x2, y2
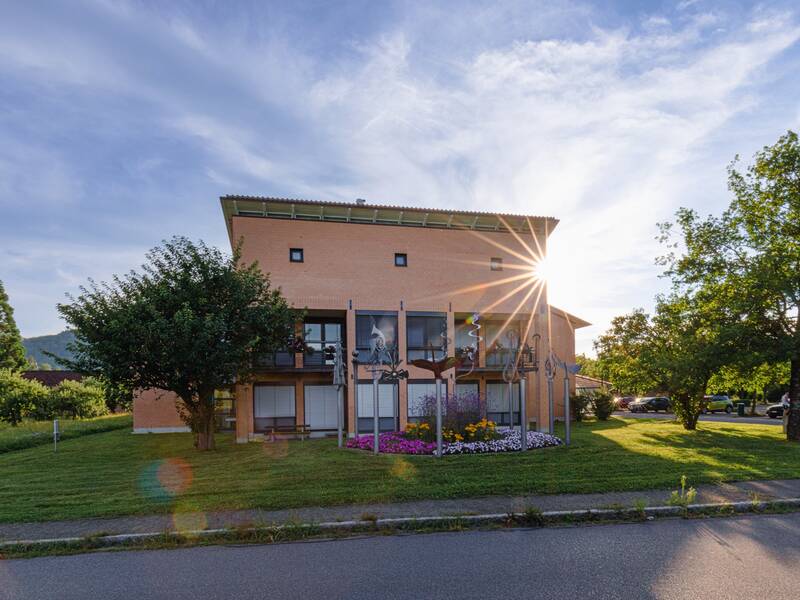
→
(660, 131, 800, 439)
(594, 310, 659, 395)
(0, 280, 27, 372)
(57, 237, 297, 450)
(575, 354, 602, 380)
(708, 362, 789, 414)
(645, 293, 732, 430)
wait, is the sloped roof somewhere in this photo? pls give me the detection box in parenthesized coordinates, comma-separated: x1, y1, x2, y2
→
(220, 195, 558, 243)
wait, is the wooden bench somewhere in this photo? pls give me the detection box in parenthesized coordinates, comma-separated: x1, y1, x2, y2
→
(267, 424, 311, 442)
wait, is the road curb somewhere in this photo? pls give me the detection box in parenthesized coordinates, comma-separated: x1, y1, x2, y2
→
(3, 497, 800, 551)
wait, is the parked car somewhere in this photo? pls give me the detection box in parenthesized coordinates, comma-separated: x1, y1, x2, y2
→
(615, 396, 635, 410)
(629, 396, 671, 413)
(766, 401, 789, 419)
(702, 395, 734, 414)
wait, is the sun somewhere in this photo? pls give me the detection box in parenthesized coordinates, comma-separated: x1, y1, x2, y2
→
(531, 256, 551, 283)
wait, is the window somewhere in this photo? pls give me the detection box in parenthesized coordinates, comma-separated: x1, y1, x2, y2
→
(406, 312, 447, 361)
(214, 388, 236, 431)
(484, 321, 520, 367)
(455, 381, 479, 397)
(303, 319, 344, 366)
(290, 248, 304, 263)
(407, 380, 442, 420)
(355, 312, 397, 363)
(253, 384, 295, 431)
(486, 382, 520, 426)
(357, 381, 397, 433)
(394, 253, 407, 267)
(490, 257, 503, 271)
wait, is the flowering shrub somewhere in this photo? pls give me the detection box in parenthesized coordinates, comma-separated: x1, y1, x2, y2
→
(346, 429, 562, 455)
(412, 391, 486, 438)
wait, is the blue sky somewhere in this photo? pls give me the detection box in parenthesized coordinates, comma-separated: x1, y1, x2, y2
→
(1, 0, 799, 355)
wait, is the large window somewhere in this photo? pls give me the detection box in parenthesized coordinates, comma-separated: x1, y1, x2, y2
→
(454, 319, 478, 366)
(455, 381, 479, 397)
(304, 384, 339, 431)
(355, 312, 397, 363)
(357, 381, 397, 433)
(253, 384, 295, 431)
(484, 321, 521, 367)
(406, 312, 447, 361)
(303, 319, 344, 367)
(407, 380, 444, 421)
(486, 382, 520, 426)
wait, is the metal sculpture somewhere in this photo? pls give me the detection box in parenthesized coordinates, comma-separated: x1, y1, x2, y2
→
(501, 330, 520, 434)
(409, 323, 459, 458)
(552, 355, 580, 446)
(332, 340, 346, 448)
(456, 313, 481, 380)
(364, 322, 408, 455)
(515, 333, 541, 451)
(544, 353, 556, 435)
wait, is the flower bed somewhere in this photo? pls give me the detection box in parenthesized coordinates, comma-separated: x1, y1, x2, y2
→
(346, 432, 437, 454)
(346, 429, 562, 455)
(442, 429, 562, 454)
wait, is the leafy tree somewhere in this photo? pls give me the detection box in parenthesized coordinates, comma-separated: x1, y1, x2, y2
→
(575, 354, 602, 380)
(659, 131, 800, 439)
(708, 362, 789, 414)
(594, 310, 659, 395)
(645, 293, 732, 430)
(0, 280, 27, 372)
(57, 237, 297, 450)
(591, 389, 615, 420)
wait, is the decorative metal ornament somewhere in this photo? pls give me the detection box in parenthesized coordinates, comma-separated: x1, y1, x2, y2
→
(377, 347, 410, 383)
(456, 313, 482, 380)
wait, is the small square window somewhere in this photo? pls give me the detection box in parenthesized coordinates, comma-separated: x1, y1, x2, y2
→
(290, 248, 304, 263)
(490, 257, 503, 271)
(395, 253, 407, 267)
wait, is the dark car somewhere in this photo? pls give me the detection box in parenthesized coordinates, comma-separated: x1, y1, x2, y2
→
(615, 396, 635, 410)
(766, 402, 789, 419)
(629, 396, 671, 413)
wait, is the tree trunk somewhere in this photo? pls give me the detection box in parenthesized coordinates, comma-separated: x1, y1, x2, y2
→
(787, 357, 800, 441)
(192, 391, 217, 451)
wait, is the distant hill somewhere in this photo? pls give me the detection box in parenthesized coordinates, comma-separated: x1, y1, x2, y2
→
(22, 331, 76, 369)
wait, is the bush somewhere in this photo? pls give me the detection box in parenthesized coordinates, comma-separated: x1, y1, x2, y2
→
(49, 379, 108, 419)
(571, 393, 592, 422)
(592, 390, 615, 420)
(0, 369, 48, 425)
(670, 394, 702, 430)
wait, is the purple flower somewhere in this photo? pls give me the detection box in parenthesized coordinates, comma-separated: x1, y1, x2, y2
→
(346, 429, 562, 455)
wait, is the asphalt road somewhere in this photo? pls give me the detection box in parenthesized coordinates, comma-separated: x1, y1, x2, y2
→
(617, 410, 781, 425)
(3, 513, 800, 600)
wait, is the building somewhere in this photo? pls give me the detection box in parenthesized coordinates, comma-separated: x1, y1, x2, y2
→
(133, 196, 590, 440)
(22, 370, 83, 387)
(575, 374, 612, 395)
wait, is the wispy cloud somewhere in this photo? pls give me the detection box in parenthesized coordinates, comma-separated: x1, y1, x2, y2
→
(0, 0, 798, 347)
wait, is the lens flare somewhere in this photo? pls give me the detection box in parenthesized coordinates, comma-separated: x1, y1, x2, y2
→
(139, 458, 193, 503)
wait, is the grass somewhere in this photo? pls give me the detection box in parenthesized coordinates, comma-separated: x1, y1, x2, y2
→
(2, 416, 800, 524)
(0, 414, 132, 453)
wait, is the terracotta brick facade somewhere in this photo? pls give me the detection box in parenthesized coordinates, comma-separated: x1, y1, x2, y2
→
(133, 198, 589, 439)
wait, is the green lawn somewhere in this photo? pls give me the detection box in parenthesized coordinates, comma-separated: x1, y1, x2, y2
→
(2, 416, 799, 523)
(0, 414, 132, 453)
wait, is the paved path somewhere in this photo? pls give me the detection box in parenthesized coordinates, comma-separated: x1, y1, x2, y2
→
(616, 410, 781, 425)
(3, 512, 800, 599)
(3, 478, 800, 544)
